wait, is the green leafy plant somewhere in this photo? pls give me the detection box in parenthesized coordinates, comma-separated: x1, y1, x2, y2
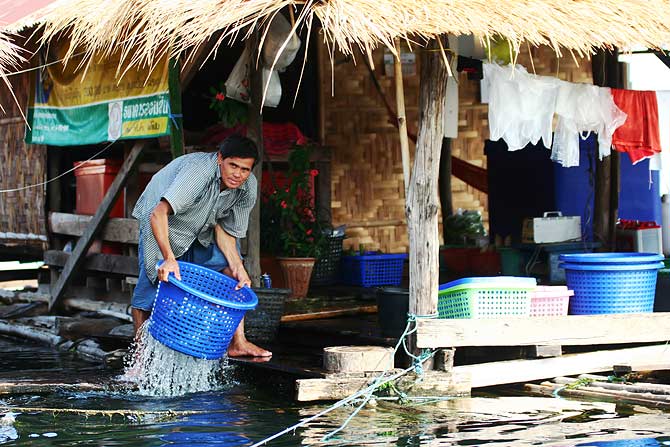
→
(261, 145, 329, 258)
(208, 81, 248, 128)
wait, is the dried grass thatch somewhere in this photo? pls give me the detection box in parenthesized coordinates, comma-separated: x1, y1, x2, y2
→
(0, 30, 26, 114)
(0, 0, 666, 113)
(4, 0, 670, 72)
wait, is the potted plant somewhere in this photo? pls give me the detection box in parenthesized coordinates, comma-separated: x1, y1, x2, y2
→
(261, 145, 328, 298)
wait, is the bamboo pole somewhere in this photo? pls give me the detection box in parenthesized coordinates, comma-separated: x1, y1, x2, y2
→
(393, 38, 411, 196)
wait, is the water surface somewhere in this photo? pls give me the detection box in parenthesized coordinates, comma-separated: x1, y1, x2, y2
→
(1, 336, 669, 446)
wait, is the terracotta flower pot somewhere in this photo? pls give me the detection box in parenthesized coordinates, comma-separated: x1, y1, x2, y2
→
(277, 257, 316, 299)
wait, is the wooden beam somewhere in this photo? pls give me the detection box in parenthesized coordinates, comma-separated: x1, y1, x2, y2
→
(457, 344, 670, 388)
(296, 370, 470, 402)
(63, 298, 132, 322)
(49, 212, 139, 244)
(0, 269, 40, 282)
(44, 251, 138, 277)
(280, 305, 377, 322)
(416, 313, 670, 348)
(48, 141, 146, 310)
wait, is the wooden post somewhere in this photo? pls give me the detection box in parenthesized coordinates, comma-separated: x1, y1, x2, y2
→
(394, 39, 411, 195)
(49, 141, 146, 310)
(592, 49, 622, 250)
(168, 57, 184, 159)
(246, 34, 264, 288)
(407, 39, 449, 361)
(439, 137, 453, 232)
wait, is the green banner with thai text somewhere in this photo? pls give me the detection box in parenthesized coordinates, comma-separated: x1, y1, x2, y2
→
(26, 43, 171, 146)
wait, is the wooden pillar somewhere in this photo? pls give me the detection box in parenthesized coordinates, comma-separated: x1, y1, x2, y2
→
(592, 49, 622, 250)
(246, 34, 264, 288)
(168, 57, 184, 159)
(407, 39, 449, 359)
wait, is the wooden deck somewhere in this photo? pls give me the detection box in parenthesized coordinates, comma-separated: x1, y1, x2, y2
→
(2, 287, 670, 403)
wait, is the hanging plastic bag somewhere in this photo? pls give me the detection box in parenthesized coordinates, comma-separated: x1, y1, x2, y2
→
(262, 13, 301, 71)
(224, 45, 282, 107)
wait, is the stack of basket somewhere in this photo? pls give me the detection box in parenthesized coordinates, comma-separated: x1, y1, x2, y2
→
(559, 253, 664, 315)
(437, 277, 576, 319)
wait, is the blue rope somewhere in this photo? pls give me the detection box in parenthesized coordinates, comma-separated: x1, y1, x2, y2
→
(250, 311, 441, 446)
(321, 312, 438, 441)
(168, 113, 183, 129)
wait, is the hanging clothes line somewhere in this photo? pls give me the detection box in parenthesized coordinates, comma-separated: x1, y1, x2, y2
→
(482, 62, 667, 173)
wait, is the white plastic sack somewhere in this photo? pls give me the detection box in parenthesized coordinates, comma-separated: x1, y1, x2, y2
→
(224, 45, 282, 107)
(262, 13, 301, 71)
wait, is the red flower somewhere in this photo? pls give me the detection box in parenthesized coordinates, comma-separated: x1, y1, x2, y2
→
(306, 229, 313, 235)
(310, 169, 319, 177)
(215, 92, 225, 101)
(280, 200, 287, 209)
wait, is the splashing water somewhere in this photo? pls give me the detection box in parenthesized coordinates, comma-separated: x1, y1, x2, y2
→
(120, 322, 228, 397)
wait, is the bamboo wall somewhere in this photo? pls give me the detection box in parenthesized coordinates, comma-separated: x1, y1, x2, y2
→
(0, 67, 48, 249)
(320, 41, 593, 254)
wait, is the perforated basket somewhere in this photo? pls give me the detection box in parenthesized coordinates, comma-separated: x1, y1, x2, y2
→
(341, 253, 407, 287)
(311, 235, 345, 286)
(529, 286, 573, 317)
(148, 261, 258, 359)
(561, 261, 663, 314)
(437, 277, 536, 319)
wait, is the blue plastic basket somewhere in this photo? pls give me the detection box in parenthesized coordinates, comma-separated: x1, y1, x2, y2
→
(560, 261, 663, 314)
(437, 276, 537, 318)
(148, 261, 258, 359)
(341, 253, 407, 287)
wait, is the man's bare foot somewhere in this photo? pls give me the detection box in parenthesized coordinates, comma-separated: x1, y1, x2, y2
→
(227, 337, 272, 358)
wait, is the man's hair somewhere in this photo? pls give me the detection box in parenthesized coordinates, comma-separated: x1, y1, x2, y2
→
(218, 134, 259, 166)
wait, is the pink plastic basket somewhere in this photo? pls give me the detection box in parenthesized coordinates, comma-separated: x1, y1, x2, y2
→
(529, 286, 573, 317)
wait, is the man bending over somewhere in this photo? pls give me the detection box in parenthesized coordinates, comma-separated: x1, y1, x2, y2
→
(131, 134, 270, 358)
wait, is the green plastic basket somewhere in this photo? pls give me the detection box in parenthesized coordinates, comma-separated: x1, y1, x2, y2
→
(437, 277, 536, 319)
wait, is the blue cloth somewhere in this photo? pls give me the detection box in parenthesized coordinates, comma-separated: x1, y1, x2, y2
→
(131, 234, 240, 311)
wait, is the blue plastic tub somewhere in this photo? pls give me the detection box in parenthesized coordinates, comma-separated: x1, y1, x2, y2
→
(559, 252, 664, 264)
(560, 261, 663, 315)
(148, 261, 258, 359)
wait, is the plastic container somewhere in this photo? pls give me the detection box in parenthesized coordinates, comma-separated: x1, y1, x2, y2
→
(245, 287, 291, 343)
(499, 247, 524, 276)
(376, 287, 409, 338)
(560, 261, 663, 315)
(437, 276, 536, 319)
(148, 261, 258, 359)
(74, 159, 125, 218)
(529, 285, 573, 317)
(559, 253, 664, 265)
(341, 253, 407, 287)
(311, 235, 345, 286)
(654, 269, 670, 312)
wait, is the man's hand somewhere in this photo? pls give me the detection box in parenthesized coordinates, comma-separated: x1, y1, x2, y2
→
(157, 258, 181, 282)
(229, 262, 251, 290)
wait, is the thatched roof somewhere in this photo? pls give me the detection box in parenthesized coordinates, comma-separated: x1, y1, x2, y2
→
(4, 0, 670, 71)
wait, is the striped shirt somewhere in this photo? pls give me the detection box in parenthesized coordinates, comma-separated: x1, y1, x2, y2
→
(132, 151, 257, 283)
